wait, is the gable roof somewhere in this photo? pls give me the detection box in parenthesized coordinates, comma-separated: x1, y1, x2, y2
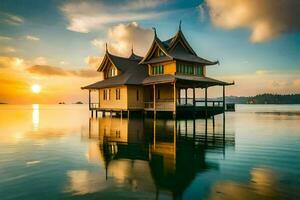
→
(128, 51, 143, 61)
(82, 52, 147, 89)
(168, 29, 197, 56)
(139, 33, 172, 64)
(140, 28, 218, 66)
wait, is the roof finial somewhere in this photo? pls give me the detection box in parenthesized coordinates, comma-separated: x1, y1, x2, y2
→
(131, 43, 134, 54)
(105, 43, 108, 52)
(152, 27, 157, 37)
(179, 20, 182, 31)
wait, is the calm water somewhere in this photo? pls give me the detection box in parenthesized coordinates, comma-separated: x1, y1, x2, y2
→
(0, 104, 300, 200)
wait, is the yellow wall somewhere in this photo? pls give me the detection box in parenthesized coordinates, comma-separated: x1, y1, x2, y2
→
(148, 61, 177, 75)
(99, 86, 128, 110)
(163, 61, 177, 75)
(127, 85, 144, 109)
(156, 84, 173, 100)
(98, 85, 144, 110)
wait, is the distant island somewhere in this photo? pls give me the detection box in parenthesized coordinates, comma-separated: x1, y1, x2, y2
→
(220, 94, 300, 104)
(74, 101, 83, 104)
(0, 102, 7, 104)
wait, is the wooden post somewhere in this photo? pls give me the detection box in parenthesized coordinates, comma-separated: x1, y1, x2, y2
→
(223, 85, 226, 111)
(88, 90, 91, 110)
(173, 82, 176, 117)
(173, 119, 176, 161)
(153, 115, 156, 149)
(205, 117, 208, 147)
(178, 88, 181, 105)
(223, 112, 226, 158)
(185, 88, 188, 105)
(95, 110, 98, 118)
(193, 87, 196, 107)
(205, 87, 208, 117)
(153, 84, 156, 116)
(193, 118, 195, 140)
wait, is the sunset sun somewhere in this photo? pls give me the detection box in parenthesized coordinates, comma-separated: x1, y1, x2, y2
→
(31, 84, 41, 94)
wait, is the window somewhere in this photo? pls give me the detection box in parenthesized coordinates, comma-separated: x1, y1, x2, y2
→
(136, 89, 139, 101)
(177, 63, 195, 75)
(116, 88, 120, 100)
(152, 64, 164, 75)
(108, 66, 117, 78)
(103, 89, 110, 100)
(196, 66, 203, 76)
(156, 48, 165, 57)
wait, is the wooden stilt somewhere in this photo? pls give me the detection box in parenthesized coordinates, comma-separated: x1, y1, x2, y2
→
(193, 87, 196, 117)
(205, 118, 208, 147)
(223, 85, 226, 112)
(153, 84, 156, 116)
(205, 87, 208, 117)
(88, 90, 91, 110)
(193, 118, 195, 140)
(173, 82, 176, 118)
(184, 88, 187, 104)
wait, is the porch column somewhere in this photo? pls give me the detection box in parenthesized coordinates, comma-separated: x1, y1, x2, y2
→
(193, 87, 196, 107)
(223, 85, 226, 111)
(173, 82, 177, 117)
(153, 84, 156, 114)
(88, 90, 91, 110)
(205, 87, 208, 117)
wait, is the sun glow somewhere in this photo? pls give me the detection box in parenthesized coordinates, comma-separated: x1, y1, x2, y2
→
(31, 84, 41, 94)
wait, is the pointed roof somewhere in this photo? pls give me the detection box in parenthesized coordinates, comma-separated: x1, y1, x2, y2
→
(140, 24, 218, 66)
(83, 52, 147, 89)
(128, 47, 143, 61)
(139, 28, 172, 64)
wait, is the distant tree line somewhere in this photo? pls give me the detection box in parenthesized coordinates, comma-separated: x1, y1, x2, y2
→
(222, 94, 300, 104)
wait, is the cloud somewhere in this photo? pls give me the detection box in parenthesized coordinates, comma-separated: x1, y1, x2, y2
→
(60, 0, 166, 33)
(92, 22, 153, 56)
(255, 70, 270, 76)
(27, 65, 99, 77)
(1, 47, 16, 53)
(25, 35, 40, 41)
(0, 12, 24, 25)
(60, 61, 69, 65)
(203, 0, 300, 43)
(0, 36, 12, 41)
(85, 56, 103, 69)
(0, 56, 24, 68)
(293, 80, 300, 87)
(33, 57, 47, 65)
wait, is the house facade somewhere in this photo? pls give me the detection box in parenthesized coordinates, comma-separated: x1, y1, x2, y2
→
(82, 24, 233, 117)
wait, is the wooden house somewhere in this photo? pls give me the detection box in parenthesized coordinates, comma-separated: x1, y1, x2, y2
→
(82, 24, 234, 117)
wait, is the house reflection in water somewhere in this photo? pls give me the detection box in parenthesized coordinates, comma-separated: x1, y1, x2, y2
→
(85, 115, 234, 199)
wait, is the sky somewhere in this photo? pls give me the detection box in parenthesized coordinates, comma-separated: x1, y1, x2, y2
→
(0, 0, 300, 104)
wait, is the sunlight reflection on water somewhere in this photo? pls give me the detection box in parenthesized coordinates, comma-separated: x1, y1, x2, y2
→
(0, 104, 299, 200)
(32, 104, 39, 130)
